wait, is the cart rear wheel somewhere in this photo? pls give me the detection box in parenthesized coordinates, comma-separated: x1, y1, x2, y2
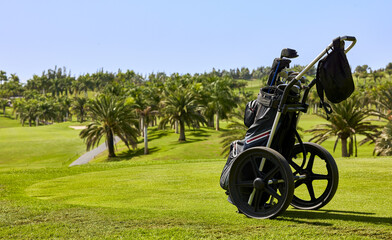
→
(228, 147, 294, 219)
(289, 142, 338, 210)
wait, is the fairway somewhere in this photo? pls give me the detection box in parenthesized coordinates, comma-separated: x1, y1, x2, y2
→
(1, 114, 392, 239)
(26, 161, 226, 214)
(0, 122, 86, 169)
(18, 158, 392, 239)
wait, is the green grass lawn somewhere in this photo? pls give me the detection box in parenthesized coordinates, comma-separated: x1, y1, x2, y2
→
(0, 120, 86, 169)
(2, 156, 392, 239)
(244, 78, 265, 94)
(1, 111, 392, 239)
(0, 113, 21, 128)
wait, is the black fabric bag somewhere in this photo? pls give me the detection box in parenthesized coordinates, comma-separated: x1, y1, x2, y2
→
(316, 37, 354, 105)
(244, 100, 259, 128)
(220, 140, 245, 190)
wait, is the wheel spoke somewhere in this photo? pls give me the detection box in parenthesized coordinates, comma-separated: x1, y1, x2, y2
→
(235, 180, 254, 188)
(306, 153, 315, 171)
(312, 173, 330, 180)
(264, 165, 279, 180)
(250, 157, 261, 178)
(288, 158, 303, 172)
(253, 190, 262, 211)
(306, 182, 316, 201)
(259, 158, 266, 171)
(294, 179, 305, 188)
(265, 186, 282, 202)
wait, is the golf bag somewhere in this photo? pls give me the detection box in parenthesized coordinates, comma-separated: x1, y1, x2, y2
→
(220, 85, 300, 190)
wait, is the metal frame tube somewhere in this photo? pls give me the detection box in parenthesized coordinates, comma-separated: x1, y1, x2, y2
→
(295, 36, 357, 82)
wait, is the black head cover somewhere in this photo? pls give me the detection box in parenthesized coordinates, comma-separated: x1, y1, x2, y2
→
(280, 48, 298, 59)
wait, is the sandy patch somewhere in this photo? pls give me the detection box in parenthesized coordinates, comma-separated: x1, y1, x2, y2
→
(69, 126, 87, 130)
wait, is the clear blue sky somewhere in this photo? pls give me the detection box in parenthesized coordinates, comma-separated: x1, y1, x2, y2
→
(1, 0, 391, 82)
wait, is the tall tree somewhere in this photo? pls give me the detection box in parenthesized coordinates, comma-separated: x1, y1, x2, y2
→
(0, 99, 8, 116)
(207, 76, 237, 131)
(77, 74, 92, 97)
(129, 86, 158, 154)
(306, 95, 380, 157)
(79, 94, 139, 158)
(374, 121, 392, 156)
(160, 84, 206, 141)
(0, 71, 7, 85)
(71, 96, 88, 123)
(372, 82, 392, 120)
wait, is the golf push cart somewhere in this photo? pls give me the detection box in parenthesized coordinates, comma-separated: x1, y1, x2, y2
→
(220, 36, 357, 219)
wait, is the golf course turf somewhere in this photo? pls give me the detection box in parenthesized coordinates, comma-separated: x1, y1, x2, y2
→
(1, 115, 391, 239)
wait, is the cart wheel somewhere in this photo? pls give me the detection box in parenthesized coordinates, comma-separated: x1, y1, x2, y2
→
(288, 142, 338, 210)
(228, 147, 294, 219)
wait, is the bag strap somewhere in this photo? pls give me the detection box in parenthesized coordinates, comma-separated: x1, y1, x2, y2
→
(332, 37, 341, 49)
(315, 59, 333, 118)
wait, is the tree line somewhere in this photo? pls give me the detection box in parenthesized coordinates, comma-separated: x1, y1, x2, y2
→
(1, 63, 392, 158)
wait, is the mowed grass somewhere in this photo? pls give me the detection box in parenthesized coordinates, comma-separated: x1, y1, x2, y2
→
(0, 120, 86, 169)
(2, 157, 392, 239)
(1, 112, 392, 239)
(0, 113, 21, 128)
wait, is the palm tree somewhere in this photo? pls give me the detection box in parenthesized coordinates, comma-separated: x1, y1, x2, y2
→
(129, 87, 158, 154)
(306, 95, 380, 157)
(0, 98, 8, 116)
(49, 77, 62, 97)
(58, 96, 72, 121)
(199, 76, 236, 130)
(71, 96, 88, 123)
(36, 97, 56, 125)
(211, 76, 237, 131)
(38, 73, 50, 95)
(79, 94, 139, 158)
(159, 87, 206, 141)
(373, 82, 392, 120)
(63, 75, 75, 96)
(77, 74, 92, 97)
(0, 71, 7, 85)
(20, 99, 39, 127)
(374, 121, 392, 156)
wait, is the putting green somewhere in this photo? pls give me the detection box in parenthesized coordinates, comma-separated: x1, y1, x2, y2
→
(26, 161, 237, 218)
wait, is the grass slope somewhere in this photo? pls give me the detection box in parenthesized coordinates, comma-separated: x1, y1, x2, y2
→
(1, 108, 391, 239)
(1, 157, 391, 239)
(0, 120, 86, 169)
(0, 114, 21, 128)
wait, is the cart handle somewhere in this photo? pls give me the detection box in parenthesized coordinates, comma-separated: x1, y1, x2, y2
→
(293, 36, 356, 82)
(341, 36, 357, 53)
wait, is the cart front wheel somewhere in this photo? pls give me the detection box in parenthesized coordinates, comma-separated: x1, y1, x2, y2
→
(228, 147, 294, 219)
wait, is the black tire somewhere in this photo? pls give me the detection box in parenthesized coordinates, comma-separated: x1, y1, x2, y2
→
(288, 142, 339, 210)
(228, 147, 294, 219)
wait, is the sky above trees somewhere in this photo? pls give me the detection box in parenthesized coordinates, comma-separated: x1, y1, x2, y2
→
(1, 0, 391, 83)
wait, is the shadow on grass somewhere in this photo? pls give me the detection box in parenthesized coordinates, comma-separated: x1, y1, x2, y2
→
(1, 115, 16, 120)
(281, 209, 392, 225)
(106, 147, 159, 162)
(188, 128, 211, 138)
(147, 129, 170, 142)
(176, 128, 212, 144)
